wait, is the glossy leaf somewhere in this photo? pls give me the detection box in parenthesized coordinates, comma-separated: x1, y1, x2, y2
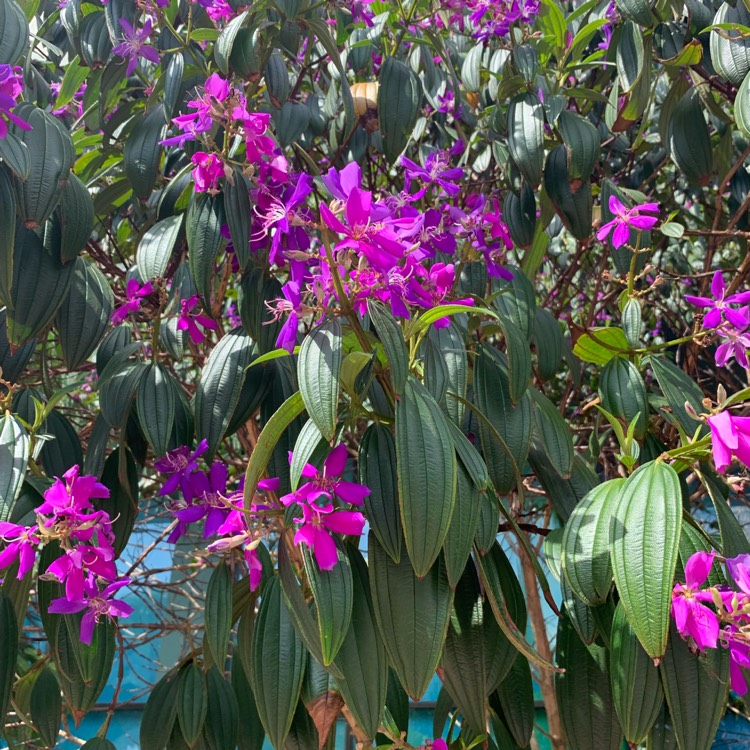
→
(123, 104, 166, 199)
(177, 662, 208, 747)
(395, 376, 457, 577)
(368, 534, 453, 700)
(611, 461, 682, 659)
(378, 56, 421, 163)
(297, 318, 341, 442)
(136, 214, 184, 281)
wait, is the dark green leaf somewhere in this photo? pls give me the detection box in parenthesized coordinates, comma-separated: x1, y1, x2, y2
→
(124, 105, 166, 200)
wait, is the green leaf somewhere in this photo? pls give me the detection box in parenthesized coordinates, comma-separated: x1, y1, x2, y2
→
(561, 479, 622, 607)
(667, 90, 713, 186)
(367, 300, 407, 395)
(442, 465, 482, 589)
(223, 169, 252, 271)
(57, 258, 112, 370)
(333, 547, 388, 740)
(187, 192, 225, 304)
(177, 662, 208, 747)
(274, 101, 311, 148)
(0, 166, 15, 307)
(297, 318, 341, 442)
(530, 388, 574, 477)
(289, 419, 327, 491)
(555, 613, 623, 750)
(0, 592, 18, 727)
(214, 9, 248, 75)
(251, 577, 306, 748)
(617, 21, 645, 91)
(123, 104, 165, 200)
(610, 601, 664, 744)
(359, 423, 402, 563)
(29, 665, 61, 749)
(599, 356, 649, 439)
(205, 562, 233, 667)
(557, 110, 600, 181)
(496, 313, 532, 404)
(378, 56, 421, 163)
(231, 646, 266, 750)
(507, 92, 544, 187)
(573, 327, 631, 364)
(0, 131, 29, 179)
(97, 448, 139, 558)
(56, 55, 89, 109)
(204, 666, 239, 750)
(611, 461, 682, 659)
(136, 362, 176, 458)
(0, 0, 28, 65)
(494, 654, 535, 747)
(136, 214, 184, 281)
(441, 564, 493, 735)
(243, 391, 306, 506)
(368, 533, 454, 700)
(710, 1, 750, 85)
(543, 144, 593, 239)
(195, 328, 254, 458)
(39, 411, 83, 479)
(140, 670, 180, 750)
(659, 623, 730, 750)
(472, 345, 530, 495)
(301, 541, 352, 666)
(395, 376, 457, 577)
(99, 361, 147, 428)
(648, 355, 706, 435)
(0, 413, 28, 522)
(492, 266, 536, 342)
(7, 223, 75, 346)
(476, 541, 556, 671)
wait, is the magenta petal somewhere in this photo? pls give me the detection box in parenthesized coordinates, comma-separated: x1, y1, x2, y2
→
(684, 550, 715, 589)
(608, 195, 625, 214)
(323, 444, 348, 478)
(703, 308, 722, 329)
(79, 611, 96, 645)
(334, 481, 371, 505)
(611, 222, 630, 249)
(311, 528, 338, 570)
(684, 295, 713, 308)
(711, 270, 726, 300)
(322, 510, 366, 536)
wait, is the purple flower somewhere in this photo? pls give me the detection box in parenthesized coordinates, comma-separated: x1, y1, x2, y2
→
(44, 545, 117, 602)
(191, 152, 225, 193)
(281, 444, 371, 509)
(293, 504, 366, 571)
(48, 578, 133, 645)
(36, 465, 110, 517)
(176, 462, 229, 538)
(320, 188, 406, 271)
(111, 279, 154, 324)
(672, 551, 719, 650)
(707, 411, 750, 474)
(177, 296, 218, 344)
(155, 439, 209, 495)
(685, 271, 750, 330)
(267, 281, 301, 353)
(0, 522, 39, 579)
(715, 322, 750, 369)
(400, 151, 464, 199)
(112, 18, 160, 76)
(596, 196, 659, 248)
(0, 64, 31, 138)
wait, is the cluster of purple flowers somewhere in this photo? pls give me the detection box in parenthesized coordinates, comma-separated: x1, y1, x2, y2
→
(686, 271, 750, 369)
(111, 280, 216, 345)
(443, 0, 541, 41)
(0, 64, 31, 138)
(0, 466, 133, 644)
(156, 441, 369, 584)
(260, 156, 514, 353)
(672, 551, 750, 694)
(161, 73, 273, 192)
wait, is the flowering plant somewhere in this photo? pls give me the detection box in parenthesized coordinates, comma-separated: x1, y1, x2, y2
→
(3, 0, 750, 747)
